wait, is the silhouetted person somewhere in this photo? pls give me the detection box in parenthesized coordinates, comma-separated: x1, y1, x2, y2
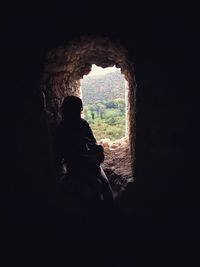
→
(54, 95, 113, 203)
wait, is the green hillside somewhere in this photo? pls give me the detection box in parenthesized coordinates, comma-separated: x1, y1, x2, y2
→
(81, 69, 125, 106)
(81, 70, 126, 141)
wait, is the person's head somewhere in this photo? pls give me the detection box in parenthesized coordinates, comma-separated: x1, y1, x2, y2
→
(61, 95, 83, 121)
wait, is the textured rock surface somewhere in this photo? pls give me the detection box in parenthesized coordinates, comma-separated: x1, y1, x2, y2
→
(99, 137, 133, 197)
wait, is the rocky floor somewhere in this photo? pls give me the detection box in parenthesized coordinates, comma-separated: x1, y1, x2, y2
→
(98, 137, 134, 198)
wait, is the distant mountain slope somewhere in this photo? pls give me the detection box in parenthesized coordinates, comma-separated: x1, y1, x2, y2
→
(81, 70, 125, 105)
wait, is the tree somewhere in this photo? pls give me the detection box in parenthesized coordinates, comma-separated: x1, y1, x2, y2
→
(84, 98, 125, 140)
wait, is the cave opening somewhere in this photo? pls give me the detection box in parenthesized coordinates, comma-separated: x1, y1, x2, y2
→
(80, 64, 127, 142)
(41, 36, 136, 194)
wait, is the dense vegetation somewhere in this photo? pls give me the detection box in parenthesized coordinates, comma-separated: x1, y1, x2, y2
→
(81, 70, 125, 105)
(83, 99, 125, 141)
(81, 70, 126, 141)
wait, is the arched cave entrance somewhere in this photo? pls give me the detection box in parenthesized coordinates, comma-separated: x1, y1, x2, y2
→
(41, 36, 136, 195)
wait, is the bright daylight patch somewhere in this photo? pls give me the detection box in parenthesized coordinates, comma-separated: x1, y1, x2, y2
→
(84, 64, 119, 77)
(80, 64, 126, 141)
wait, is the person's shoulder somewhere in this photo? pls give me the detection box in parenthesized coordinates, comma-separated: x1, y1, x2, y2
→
(81, 118, 89, 126)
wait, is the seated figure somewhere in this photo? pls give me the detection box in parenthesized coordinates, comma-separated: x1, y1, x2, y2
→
(53, 95, 113, 203)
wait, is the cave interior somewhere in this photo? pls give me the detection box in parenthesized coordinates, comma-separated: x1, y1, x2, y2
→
(2, 2, 196, 265)
(41, 36, 136, 196)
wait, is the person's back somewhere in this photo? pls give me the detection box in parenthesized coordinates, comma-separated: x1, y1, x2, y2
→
(56, 118, 99, 174)
(54, 95, 113, 202)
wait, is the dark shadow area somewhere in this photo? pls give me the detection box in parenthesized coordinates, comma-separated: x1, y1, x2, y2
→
(1, 2, 198, 266)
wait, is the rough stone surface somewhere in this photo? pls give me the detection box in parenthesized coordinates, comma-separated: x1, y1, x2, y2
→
(99, 137, 133, 197)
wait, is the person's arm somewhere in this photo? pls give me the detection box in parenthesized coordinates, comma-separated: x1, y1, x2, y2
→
(84, 120, 97, 143)
(81, 120, 104, 164)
